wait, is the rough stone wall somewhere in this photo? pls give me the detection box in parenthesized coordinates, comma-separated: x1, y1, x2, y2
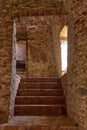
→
(64, 1, 87, 129)
(61, 73, 67, 98)
(0, 1, 87, 129)
(20, 16, 63, 77)
(9, 21, 16, 119)
(27, 18, 57, 77)
(52, 24, 64, 77)
(0, 16, 13, 123)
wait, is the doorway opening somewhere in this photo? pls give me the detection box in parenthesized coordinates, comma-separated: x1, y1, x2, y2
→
(59, 25, 68, 75)
(16, 23, 28, 77)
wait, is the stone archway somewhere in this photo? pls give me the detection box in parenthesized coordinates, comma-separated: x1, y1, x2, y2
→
(0, 0, 67, 123)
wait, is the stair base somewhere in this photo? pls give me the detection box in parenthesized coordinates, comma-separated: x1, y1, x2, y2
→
(14, 105, 66, 116)
(0, 116, 79, 130)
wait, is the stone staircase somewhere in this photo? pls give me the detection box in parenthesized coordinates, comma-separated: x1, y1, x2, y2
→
(16, 68, 26, 77)
(0, 125, 79, 130)
(14, 77, 66, 116)
(0, 77, 79, 130)
(16, 61, 26, 77)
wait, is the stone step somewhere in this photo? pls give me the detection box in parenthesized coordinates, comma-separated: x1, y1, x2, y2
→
(21, 77, 60, 82)
(17, 89, 63, 96)
(0, 125, 79, 130)
(14, 77, 66, 117)
(19, 82, 61, 89)
(14, 105, 66, 116)
(15, 96, 65, 105)
(57, 126, 79, 130)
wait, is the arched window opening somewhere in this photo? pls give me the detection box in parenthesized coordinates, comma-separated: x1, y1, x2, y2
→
(59, 25, 68, 75)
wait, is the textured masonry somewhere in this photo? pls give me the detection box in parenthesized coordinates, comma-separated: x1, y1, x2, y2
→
(0, 1, 87, 130)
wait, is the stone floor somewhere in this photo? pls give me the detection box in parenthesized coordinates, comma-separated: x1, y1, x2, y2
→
(0, 116, 79, 130)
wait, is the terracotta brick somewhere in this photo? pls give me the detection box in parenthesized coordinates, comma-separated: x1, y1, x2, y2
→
(41, 126, 50, 130)
(4, 126, 26, 130)
(0, 126, 4, 130)
(31, 126, 41, 130)
(25, 126, 31, 130)
(4, 126, 18, 130)
(0, 90, 10, 96)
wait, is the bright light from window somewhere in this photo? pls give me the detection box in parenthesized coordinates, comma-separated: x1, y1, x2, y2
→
(61, 41, 67, 74)
(59, 25, 68, 75)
